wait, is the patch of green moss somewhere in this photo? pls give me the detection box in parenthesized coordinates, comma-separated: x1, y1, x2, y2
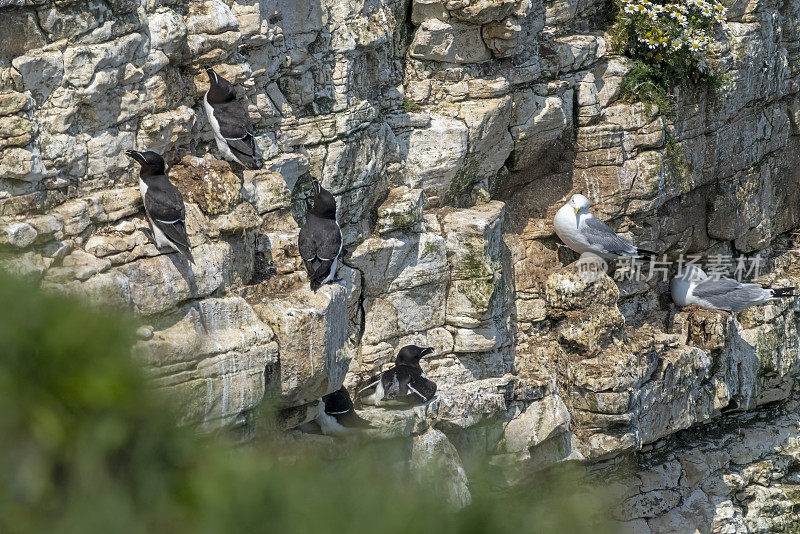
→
(402, 97, 421, 113)
(461, 278, 495, 313)
(459, 241, 490, 280)
(421, 238, 442, 258)
(446, 159, 480, 206)
(314, 96, 336, 115)
(389, 210, 418, 230)
(736, 47, 747, 61)
(782, 487, 800, 503)
(664, 134, 692, 183)
(759, 356, 777, 376)
(139, 119, 161, 141)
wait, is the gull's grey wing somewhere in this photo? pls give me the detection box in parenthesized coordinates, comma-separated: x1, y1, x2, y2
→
(693, 278, 770, 312)
(581, 216, 638, 256)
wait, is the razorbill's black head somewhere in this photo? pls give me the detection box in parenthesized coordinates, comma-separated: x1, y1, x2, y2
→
(125, 149, 194, 264)
(396, 345, 434, 369)
(205, 66, 236, 104)
(310, 179, 337, 220)
(297, 180, 342, 292)
(313, 386, 373, 436)
(125, 149, 165, 177)
(202, 66, 262, 170)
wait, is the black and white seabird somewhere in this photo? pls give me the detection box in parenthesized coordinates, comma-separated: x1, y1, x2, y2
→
(313, 386, 373, 436)
(203, 66, 262, 170)
(357, 345, 438, 407)
(125, 150, 194, 264)
(297, 180, 342, 292)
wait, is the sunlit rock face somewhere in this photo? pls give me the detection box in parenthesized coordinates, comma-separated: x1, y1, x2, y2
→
(2, 0, 800, 527)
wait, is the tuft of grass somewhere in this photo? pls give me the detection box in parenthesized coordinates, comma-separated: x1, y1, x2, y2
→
(402, 97, 422, 113)
(621, 59, 673, 115)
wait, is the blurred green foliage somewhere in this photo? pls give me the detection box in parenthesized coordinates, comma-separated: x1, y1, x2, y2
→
(0, 272, 615, 533)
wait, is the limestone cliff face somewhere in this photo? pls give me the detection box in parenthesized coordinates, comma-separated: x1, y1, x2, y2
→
(2, 0, 800, 530)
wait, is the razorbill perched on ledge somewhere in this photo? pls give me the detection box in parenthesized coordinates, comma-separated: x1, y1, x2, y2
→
(672, 265, 796, 313)
(554, 194, 655, 258)
(314, 386, 373, 436)
(125, 150, 194, 264)
(298, 180, 342, 292)
(203, 67, 262, 170)
(358, 345, 437, 407)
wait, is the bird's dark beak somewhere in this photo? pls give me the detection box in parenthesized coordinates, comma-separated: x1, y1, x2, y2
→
(418, 347, 434, 358)
(125, 150, 144, 165)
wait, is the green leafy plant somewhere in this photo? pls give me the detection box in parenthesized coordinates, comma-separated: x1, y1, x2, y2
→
(402, 97, 422, 113)
(0, 272, 616, 534)
(613, 0, 731, 113)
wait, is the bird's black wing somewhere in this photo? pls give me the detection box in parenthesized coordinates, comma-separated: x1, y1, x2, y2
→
(322, 387, 354, 415)
(214, 99, 253, 137)
(298, 215, 341, 290)
(144, 176, 185, 221)
(144, 178, 193, 262)
(385, 367, 435, 406)
(381, 369, 401, 398)
(407, 374, 437, 403)
(215, 100, 259, 169)
(227, 137, 259, 169)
